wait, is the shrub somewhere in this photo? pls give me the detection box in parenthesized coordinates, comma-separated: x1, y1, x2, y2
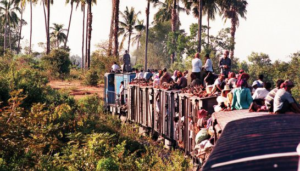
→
(84, 70, 99, 86)
(97, 158, 119, 171)
(41, 49, 71, 78)
(0, 76, 9, 106)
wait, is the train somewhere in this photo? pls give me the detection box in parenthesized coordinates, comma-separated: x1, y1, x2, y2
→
(103, 72, 300, 170)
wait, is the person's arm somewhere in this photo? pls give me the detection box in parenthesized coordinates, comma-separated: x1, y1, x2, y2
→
(219, 58, 223, 69)
(291, 103, 300, 113)
(199, 59, 202, 69)
(216, 84, 222, 91)
(228, 58, 231, 70)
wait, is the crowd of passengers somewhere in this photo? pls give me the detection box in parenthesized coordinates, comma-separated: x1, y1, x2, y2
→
(113, 49, 300, 114)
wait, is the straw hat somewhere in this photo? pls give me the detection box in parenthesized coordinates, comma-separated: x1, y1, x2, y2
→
(222, 84, 231, 92)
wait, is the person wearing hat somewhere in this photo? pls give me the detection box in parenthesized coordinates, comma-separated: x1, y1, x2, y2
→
(214, 84, 232, 112)
(273, 80, 300, 114)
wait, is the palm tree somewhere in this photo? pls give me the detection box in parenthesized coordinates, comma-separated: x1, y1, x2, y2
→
(0, 0, 20, 51)
(85, 0, 96, 69)
(50, 23, 67, 48)
(64, 0, 78, 48)
(154, 0, 187, 28)
(15, 0, 25, 54)
(46, 0, 51, 54)
(203, 0, 219, 46)
(131, 19, 145, 50)
(144, 0, 158, 70)
(113, 0, 119, 57)
(181, 0, 203, 53)
(77, 0, 85, 70)
(108, 0, 114, 56)
(219, 0, 247, 59)
(154, 0, 188, 64)
(119, 6, 142, 53)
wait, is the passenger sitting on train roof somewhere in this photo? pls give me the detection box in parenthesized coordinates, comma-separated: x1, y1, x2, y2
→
(252, 74, 265, 93)
(184, 70, 189, 78)
(174, 71, 187, 89)
(214, 85, 232, 112)
(171, 70, 178, 82)
(236, 72, 250, 88)
(231, 79, 253, 110)
(265, 79, 284, 113)
(143, 69, 153, 81)
(210, 74, 225, 94)
(190, 73, 202, 87)
(160, 68, 173, 86)
(252, 82, 272, 101)
(111, 62, 120, 72)
(134, 69, 144, 79)
(273, 80, 300, 114)
(204, 72, 217, 87)
(226, 72, 237, 89)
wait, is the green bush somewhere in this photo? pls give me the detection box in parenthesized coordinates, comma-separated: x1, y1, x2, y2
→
(41, 49, 71, 78)
(0, 76, 9, 106)
(84, 70, 99, 86)
(97, 158, 119, 171)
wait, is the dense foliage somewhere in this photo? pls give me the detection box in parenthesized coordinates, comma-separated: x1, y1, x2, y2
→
(0, 53, 190, 170)
(41, 49, 72, 78)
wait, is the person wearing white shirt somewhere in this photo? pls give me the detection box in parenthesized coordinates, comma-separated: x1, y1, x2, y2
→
(134, 69, 144, 79)
(203, 54, 213, 73)
(138, 70, 144, 79)
(119, 81, 125, 105)
(252, 82, 271, 100)
(191, 53, 202, 81)
(111, 62, 120, 72)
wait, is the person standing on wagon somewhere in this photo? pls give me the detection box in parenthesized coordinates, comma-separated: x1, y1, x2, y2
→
(219, 50, 231, 78)
(123, 50, 131, 72)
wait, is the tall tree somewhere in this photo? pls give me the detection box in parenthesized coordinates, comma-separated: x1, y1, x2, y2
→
(46, 0, 50, 54)
(50, 23, 67, 48)
(154, 0, 187, 63)
(85, 0, 96, 69)
(144, 0, 158, 70)
(108, 0, 114, 56)
(203, 0, 219, 46)
(119, 6, 142, 53)
(131, 19, 145, 50)
(78, 0, 85, 70)
(182, 0, 203, 53)
(219, 0, 247, 59)
(0, 0, 20, 51)
(113, 0, 119, 57)
(64, 0, 77, 49)
(17, 0, 27, 54)
(153, 0, 186, 25)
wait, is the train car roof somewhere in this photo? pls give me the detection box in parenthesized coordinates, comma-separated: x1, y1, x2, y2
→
(203, 114, 300, 171)
(212, 110, 269, 133)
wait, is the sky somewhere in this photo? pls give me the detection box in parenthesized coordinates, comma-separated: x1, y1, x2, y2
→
(21, 0, 300, 62)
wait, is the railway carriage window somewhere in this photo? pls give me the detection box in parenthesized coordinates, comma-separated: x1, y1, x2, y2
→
(108, 76, 114, 86)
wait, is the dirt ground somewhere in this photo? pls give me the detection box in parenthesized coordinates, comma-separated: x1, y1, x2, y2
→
(48, 80, 104, 100)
